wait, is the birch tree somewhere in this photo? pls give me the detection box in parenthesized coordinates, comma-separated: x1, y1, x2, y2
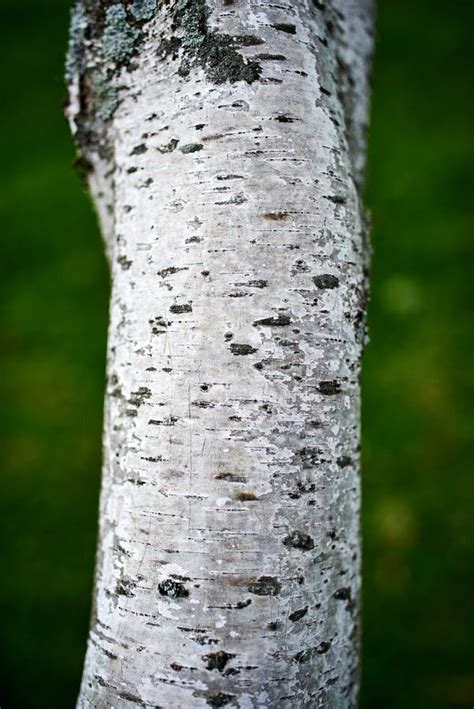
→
(66, 1, 373, 706)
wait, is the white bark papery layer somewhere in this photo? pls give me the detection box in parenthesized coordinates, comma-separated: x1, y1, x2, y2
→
(67, 1, 373, 706)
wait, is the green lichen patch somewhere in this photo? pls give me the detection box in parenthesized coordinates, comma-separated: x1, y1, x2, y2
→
(66, 1, 159, 161)
(160, 0, 263, 84)
(103, 4, 141, 64)
(130, 0, 156, 21)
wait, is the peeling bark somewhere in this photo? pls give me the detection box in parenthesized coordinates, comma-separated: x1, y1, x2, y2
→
(66, 1, 373, 706)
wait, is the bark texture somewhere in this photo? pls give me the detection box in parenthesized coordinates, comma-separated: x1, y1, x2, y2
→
(66, 1, 373, 706)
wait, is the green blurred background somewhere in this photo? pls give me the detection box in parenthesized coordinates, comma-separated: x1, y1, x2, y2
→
(0, 1, 472, 706)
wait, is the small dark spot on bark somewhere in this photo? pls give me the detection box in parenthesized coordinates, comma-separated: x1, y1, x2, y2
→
(248, 576, 281, 596)
(323, 194, 346, 204)
(313, 274, 339, 289)
(159, 579, 189, 599)
(298, 447, 320, 468)
(272, 23, 297, 34)
(263, 211, 288, 221)
(170, 303, 192, 314)
(234, 491, 257, 501)
(224, 332, 233, 340)
(235, 598, 252, 609)
(318, 641, 331, 654)
(118, 690, 145, 704)
(157, 138, 179, 154)
(274, 114, 294, 123)
(203, 651, 235, 672)
(337, 455, 352, 468)
(234, 34, 265, 46)
(157, 266, 188, 278)
(230, 343, 257, 355)
(294, 642, 330, 663)
(246, 279, 267, 288)
(117, 255, 132, 270)
(318, 380, 341, 395)
(192, 400, 214, 409)
(215, 472, 247, 483)
(130, 143, 147, 155)
(334, 587, 351, 601)
(253, 314, 291, 327)
(215, 193, 247, 205)
(103, 649, 118, 660)
(216, 174, 245, 181)
(116, 578, 136, 597)
(128, 386, 152, 407)
(170, 662, 183, 671)
(289, 607, 308, 621)
(206, 693, 234, 708)
(267, 621, 280, 631)
(180, 143, 204, 154)
(201, 270, 210, 277)
(283, 530, 315, 551)
(292, 259, 309, 274)
(297, 481, 316, 494)
(255, 53, 287, 61)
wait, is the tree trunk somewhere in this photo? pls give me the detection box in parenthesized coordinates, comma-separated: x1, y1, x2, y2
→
(66, 1, 373, 706)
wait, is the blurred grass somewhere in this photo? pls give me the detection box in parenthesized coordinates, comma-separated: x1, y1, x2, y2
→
(0, 1, 472, 707)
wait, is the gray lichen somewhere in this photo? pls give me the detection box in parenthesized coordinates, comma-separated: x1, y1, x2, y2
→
(160, 0, 263, 84)
(66, 2, 88, 80)
(88, 72, 120, 122)
(130, 0, 157, 22)
(102, 4, 140, 64)
(66, 1, 160, 167)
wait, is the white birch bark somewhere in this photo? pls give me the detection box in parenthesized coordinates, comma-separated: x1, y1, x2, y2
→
(66, 1, 373, 706)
